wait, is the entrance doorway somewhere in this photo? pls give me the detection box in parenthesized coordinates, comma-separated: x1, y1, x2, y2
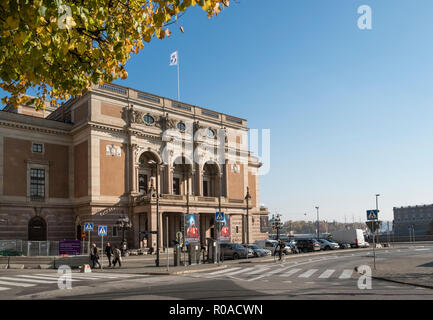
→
(28, 216, 47, 241)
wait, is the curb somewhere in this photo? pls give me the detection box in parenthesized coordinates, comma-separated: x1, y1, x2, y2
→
(143, 264, 228, 275)
(372, 275, 433, 290)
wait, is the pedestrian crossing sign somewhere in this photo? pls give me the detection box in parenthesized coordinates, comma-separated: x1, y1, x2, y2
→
(366, 210, 378, 221)
(98, 225, 107, 236)
(84, 222, 93, 231)
(216, 212, 224, 222)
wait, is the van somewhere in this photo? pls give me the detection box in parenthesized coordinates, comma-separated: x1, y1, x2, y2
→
(330, 229, 366, 248)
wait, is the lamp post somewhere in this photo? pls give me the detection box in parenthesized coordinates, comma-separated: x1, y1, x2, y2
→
(245, 187, 251, 244)
(315, 206, 319, 239)
(115, 215, 131, 256)
(148, 160, 164, 267)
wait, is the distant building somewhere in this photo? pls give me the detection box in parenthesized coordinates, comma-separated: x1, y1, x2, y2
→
(393, 205, 433, 236)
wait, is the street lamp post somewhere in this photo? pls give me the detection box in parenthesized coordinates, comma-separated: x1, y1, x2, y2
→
(315, 206, 319, 239)
(245, 187, 251, 245)
(115, 215, 131, 257)
(148, 160, 164, 267)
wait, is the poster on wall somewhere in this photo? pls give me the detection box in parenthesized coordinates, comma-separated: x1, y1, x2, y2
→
(260, 215, 269, 233)
(184, 213, 200, 244)
(219, 214, 231, 242)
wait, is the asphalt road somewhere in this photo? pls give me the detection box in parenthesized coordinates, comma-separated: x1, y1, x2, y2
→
(0, 244, 432, 300)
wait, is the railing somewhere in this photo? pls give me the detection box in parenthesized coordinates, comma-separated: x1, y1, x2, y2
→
(0, 240, 90, 256)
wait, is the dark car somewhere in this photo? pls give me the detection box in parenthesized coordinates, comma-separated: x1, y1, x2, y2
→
(295, 239, 321, 253)
(242, 244, 271, 257)
(220, 243, 254, 260)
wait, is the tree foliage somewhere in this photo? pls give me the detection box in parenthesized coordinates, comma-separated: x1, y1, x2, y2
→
(0, 0, 229, 109)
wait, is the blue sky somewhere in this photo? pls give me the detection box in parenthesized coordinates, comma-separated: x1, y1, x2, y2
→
(2, 0, 433, 223)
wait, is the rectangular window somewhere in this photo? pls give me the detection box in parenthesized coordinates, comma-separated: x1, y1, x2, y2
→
(32, 143, 43, 153)
(113, 227, 118, 237)
(203, 181, 209, 197)
(30, 168, 45, 200)
(173, 178, 180, 195)
(138, 174, 148, 194)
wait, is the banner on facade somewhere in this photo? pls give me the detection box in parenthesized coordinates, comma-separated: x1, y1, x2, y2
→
(219, 214, 231, 242)
(260, 215, 269, 233)
(59, 240, 81, 255)
(184, 213, 200, 244)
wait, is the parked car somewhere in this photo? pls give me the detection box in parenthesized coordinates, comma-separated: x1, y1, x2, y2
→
(220, 243, 254, 260)
(295, 239, 321, 253)
(317, 239, 340, 250)
(337, 242, 352, 249)
(243, 244, 271, 257)
(255, 240, 291, 255)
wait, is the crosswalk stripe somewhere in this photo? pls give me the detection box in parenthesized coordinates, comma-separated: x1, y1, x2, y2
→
(0, 276, 57, 284)
(17, 275, 80, 282)
(339, 269, 353, 279)
(279, 268, 302, 277)
(0, 287, 10, 291)
(0, 280, 35, 287)
(207, 267, 241, 276)
(319, 269, 335, 279)
(247, 266, 291, 281)
(298, 269, 318, 278)
(36, 273, 118, 280)
(247, 267, 270, 275)
(225, 267, 255, 276)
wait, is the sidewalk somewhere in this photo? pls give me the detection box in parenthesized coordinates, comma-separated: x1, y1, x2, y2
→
(365, 253, 433, 289)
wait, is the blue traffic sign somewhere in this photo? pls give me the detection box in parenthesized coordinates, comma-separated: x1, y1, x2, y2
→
(367, 210, 379, 221)
(84, 222, 94, 231)
(216, 212, 225, 222)
(98, 225, 107, 236)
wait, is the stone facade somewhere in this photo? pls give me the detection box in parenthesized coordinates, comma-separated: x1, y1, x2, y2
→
(0, 84, 269, 249)
(393, 205, 433, 236)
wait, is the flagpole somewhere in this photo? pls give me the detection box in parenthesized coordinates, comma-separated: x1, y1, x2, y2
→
(177, 56, 180, 102)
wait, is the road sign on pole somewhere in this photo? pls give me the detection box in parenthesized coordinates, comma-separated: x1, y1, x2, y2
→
(366, 210, 379, 221)
(84, 222, 94, 231)
(98, 225, 107, 236)
(98, 226, 107, 270)
(216, 212, 224, 222)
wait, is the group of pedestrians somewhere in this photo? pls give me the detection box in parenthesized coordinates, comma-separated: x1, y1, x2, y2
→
(90, 242, 122, 269)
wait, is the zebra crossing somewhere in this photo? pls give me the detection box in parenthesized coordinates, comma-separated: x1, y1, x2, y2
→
(0, 272, 146, 292)
(189, 265, 358, 282)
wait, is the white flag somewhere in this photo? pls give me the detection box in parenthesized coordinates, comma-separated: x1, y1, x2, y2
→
(170, 51, 178, 66)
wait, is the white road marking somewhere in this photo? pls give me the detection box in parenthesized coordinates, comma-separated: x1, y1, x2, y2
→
(36, 273, 120, 280)
(226, 267, 255, 276)
(0, 276, 57, 284)
(319, 269, 335, 279)
(283, 280, 292, 283)
(247, 267, 270, 275)
(0, 287, 10, 291)
(17, 275, 80, 282)
(247, 266, 291, 281)
(298, 269, 318, 278)
(279, 268, 302, 277)
(206, 267, 241, 276)
(339, 270, 353, 279)
(0, 280, 35, 287)
(415, 249, 430, 251)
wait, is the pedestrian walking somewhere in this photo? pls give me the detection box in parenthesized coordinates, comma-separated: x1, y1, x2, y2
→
(105, 242, 114, 268)
(90, 243, 101, 269)
(112, 245, 122, 268)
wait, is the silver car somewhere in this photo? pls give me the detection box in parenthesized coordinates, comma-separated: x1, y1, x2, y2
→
(318, 239, 340, 250)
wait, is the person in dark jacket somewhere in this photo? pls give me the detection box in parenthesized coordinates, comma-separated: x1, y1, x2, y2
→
(90, 243, 101, 269)
(105, 242, 114, 268)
